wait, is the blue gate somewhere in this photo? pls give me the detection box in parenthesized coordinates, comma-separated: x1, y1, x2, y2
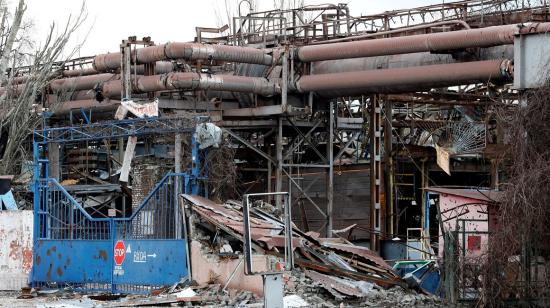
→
(33, 174, 192, 293)
(31, 117, 207, 293)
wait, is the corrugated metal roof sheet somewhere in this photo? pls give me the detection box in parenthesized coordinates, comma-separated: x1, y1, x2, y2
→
(424, 187, 503, 202)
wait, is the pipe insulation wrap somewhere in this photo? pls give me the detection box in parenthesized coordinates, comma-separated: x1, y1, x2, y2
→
(97, 73, 280, 98)
(93, 43, 274, 71)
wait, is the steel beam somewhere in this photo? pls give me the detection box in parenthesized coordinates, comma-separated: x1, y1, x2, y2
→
(223, 128, 276, 165)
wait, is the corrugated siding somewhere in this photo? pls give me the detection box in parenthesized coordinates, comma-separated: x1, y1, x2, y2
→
(288, 164, 371, 240)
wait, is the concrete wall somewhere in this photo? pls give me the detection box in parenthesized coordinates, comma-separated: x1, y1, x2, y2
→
(190, 240, 273, 296)
(0, 210, 33, 290)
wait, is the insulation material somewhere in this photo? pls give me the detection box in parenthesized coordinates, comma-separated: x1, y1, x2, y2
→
(121, 99, 159, 118)
(194, 123, 222, 149)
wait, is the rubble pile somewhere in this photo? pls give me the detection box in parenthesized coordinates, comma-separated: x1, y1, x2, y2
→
(183, 194, 441, 307)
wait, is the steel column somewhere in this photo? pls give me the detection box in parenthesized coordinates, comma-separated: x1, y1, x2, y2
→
(275, 117, 283, 209)
(370, 95, 383, 251)
(384, 99, 394, 237)
(326, 103, 334, 237)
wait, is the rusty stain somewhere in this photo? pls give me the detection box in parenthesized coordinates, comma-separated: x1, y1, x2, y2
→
(46, 249, 51, 256)
(51, 246, 57, 252)
(56, 267, 63, 277)
(21, 248, 33, 273)
(46, 263, 53, 281)
(35, 255, 41, 266)
(98, 250, 108, 261)
(9, 240, 20, 260)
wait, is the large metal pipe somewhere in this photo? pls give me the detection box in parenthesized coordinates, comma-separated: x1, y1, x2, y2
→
(50, 73, 119, 92)
(295, 59, 513, 97)
(62, 61, 175, 77)
(93, 43, 273, 71)
(296, 22, 550, 62)
(100, 72, 280, 98)
(310, 45, 513, 74)
(50, 99, 121, 115)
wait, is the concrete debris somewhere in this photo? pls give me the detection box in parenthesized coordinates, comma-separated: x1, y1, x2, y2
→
(173, 287, 197, 299)
(283, 294, 309, 307)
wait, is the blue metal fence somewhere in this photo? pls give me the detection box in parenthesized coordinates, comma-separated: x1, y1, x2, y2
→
(32, 173, 196, 293)
(31, 118, 207, 294)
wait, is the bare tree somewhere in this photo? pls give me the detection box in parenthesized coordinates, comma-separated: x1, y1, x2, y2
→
(0, 0, 87, 176)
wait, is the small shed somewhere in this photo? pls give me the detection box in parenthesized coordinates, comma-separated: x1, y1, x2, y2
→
(425, 188, 502, 259)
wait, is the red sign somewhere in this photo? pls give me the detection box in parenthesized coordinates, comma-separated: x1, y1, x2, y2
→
(114, 240, 126, 265)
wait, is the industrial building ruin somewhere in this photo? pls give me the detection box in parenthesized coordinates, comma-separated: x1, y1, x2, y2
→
(1, 0, 550, 306)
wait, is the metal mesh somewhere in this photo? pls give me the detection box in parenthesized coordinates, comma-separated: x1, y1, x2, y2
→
(39, 180, 111, 240)
(116, 175, 183, 240)
(415, 120, 486, 154)
(433, 121, 486, 154)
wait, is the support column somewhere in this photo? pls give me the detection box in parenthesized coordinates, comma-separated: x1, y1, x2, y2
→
(370, 95, 383, 251)
(48, 142, 60, 180)
(326, 103, 334, 237)
(384, 99, 394, 237)
(174, 133, 182, 238)
(275, 117, 283, 209)
(267, 145, 272, 202)
(420, 159, 428, 239)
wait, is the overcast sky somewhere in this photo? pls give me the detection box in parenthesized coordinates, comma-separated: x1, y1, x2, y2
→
(23, 0, 444, 57)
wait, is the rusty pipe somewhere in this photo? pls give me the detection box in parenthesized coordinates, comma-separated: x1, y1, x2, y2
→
(62, 61, 175, 77)
(50, 73, 119, 92)
(62, 68, 100, 78)
(168, 73, 280, 96)
(50, 99, 121, 115)
(297, 22, 550, 62)
(310, 45, 514, 75)
(93, 43, 273, 71)
(295, 59, 513, 97)
(100, 72, 280, 98)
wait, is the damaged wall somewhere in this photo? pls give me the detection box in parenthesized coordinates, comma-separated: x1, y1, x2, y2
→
(0, 210, 33, 290)
(436, 193, 491, 259)
(190, 240, 273, 296)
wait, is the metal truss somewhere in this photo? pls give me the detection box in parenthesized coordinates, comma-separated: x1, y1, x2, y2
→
(34, 117, 195, 144)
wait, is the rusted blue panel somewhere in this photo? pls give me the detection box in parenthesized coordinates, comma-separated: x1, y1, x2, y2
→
(112, 240, 187, 287)
(33, 240, 112, 284)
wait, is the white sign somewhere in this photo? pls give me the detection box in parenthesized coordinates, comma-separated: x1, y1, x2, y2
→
(121, 99, 159, 118)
